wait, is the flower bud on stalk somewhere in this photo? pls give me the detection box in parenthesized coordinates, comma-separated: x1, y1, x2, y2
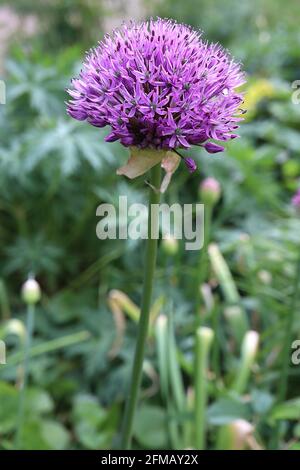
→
(195, 326, 214, 449)
(21, 278, 41, 305)
(16, 277, 41, 449)
(66, 17, 246, 450)
(232, 330, 259, 394)
(217, 419, 258, 450)
(199, 177, 221, 206)
(5, 319, 26, 340)
(292, 189, 300, 213)
(162, 235, 179, 256)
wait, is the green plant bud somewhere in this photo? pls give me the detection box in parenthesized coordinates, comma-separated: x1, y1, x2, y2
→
(21, 278, 41, 305)
(161, 235, 179, 256)
(199, 177, 221, 205)
(242, 330, 259, 363)
(5, 319, 26, 340)
(197, 326, 214, 351)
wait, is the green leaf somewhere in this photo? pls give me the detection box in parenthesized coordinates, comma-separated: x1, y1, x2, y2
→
(0, 382, 54, 435)
(19, 419, 49, 450)
(19, 418, 69, 450)
(0, 381, 18, 433)
(207, 396, 251, 425)
(72, 394, 114, 449)
(271, 398, 300, 421)
(25, 388, 54, 415)
(288, 443, 300, 451)
(251, 389, 274, 415)
(133, 405, 168, 448)
(41, 420, 70, 450)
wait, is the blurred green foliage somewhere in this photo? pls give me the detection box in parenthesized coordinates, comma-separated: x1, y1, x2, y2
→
(0, 0, 300, 450)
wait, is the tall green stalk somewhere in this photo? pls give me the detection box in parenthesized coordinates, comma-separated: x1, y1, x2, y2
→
(273, 249, 300, 448)
(195, 326, 214, 450)
(216, 330, 259, 450)
(121, 163, 161, 449)
(231, 330, 259, 395)
(278, 250, 300, 401)
(15, 304, 35, 449)
(195, 203, 212, 321)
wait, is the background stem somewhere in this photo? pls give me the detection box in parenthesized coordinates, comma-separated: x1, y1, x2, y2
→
(15, 303, 35, 449)
(195, 327, 214, 450)
(120, 163, 161, 450)
(273, 249, 300, 448)
(195, 203, 212, 324)
(278, 250, 300, 401)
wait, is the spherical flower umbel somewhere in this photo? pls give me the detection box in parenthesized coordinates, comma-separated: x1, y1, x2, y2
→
(67, 18, 245, 173)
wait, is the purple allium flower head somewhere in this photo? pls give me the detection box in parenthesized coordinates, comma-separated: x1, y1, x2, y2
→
(67, 18, 245, 154)
(292, 189, 300, 209)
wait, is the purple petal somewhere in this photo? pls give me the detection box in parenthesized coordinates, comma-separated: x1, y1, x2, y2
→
(184, 157, 197, 173)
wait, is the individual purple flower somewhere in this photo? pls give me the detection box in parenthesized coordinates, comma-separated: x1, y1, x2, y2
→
(184, 157, 197, 173)
(292, 189, 300, 209)
(67, 18, 245, 170)
(204, 142, 225, 154)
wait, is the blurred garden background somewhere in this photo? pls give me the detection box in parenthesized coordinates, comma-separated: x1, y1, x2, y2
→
(1, 0, 300, 450)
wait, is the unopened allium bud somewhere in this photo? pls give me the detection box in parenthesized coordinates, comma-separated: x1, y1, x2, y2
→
(217, 419, 260, 450)
(200, 177, 221, 205)
(162, 235, 179, 256)
(232, 330, 259, 394)
(257, 270, 272, 285)
(242, 330, 259, 362)
(5, 319, 26, 339)
(227, 420, 255, 450)
(21, 278, 41, 305)
(292, 189, 300, 212)
(197, 326, 214, 350)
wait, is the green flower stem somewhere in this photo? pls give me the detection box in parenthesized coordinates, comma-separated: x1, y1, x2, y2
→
(273, 249, 300, 448)
(15, 303, 35, 449)
(195, 203, 212, 323)
(155, 314, 180, 449)
(0, 278, 11, 319)
(195, 326, 214, 450)
(231, 330, 259, 394)
(278, 250, 300, 401)
(211, 304, 221, 378)
(121, 163, 161, 450)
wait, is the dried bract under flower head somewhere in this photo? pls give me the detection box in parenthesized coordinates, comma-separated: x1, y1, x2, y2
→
(67, 18, 245, 154)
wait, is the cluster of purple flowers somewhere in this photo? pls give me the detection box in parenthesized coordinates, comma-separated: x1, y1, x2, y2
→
(67, 18, 245, 161)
